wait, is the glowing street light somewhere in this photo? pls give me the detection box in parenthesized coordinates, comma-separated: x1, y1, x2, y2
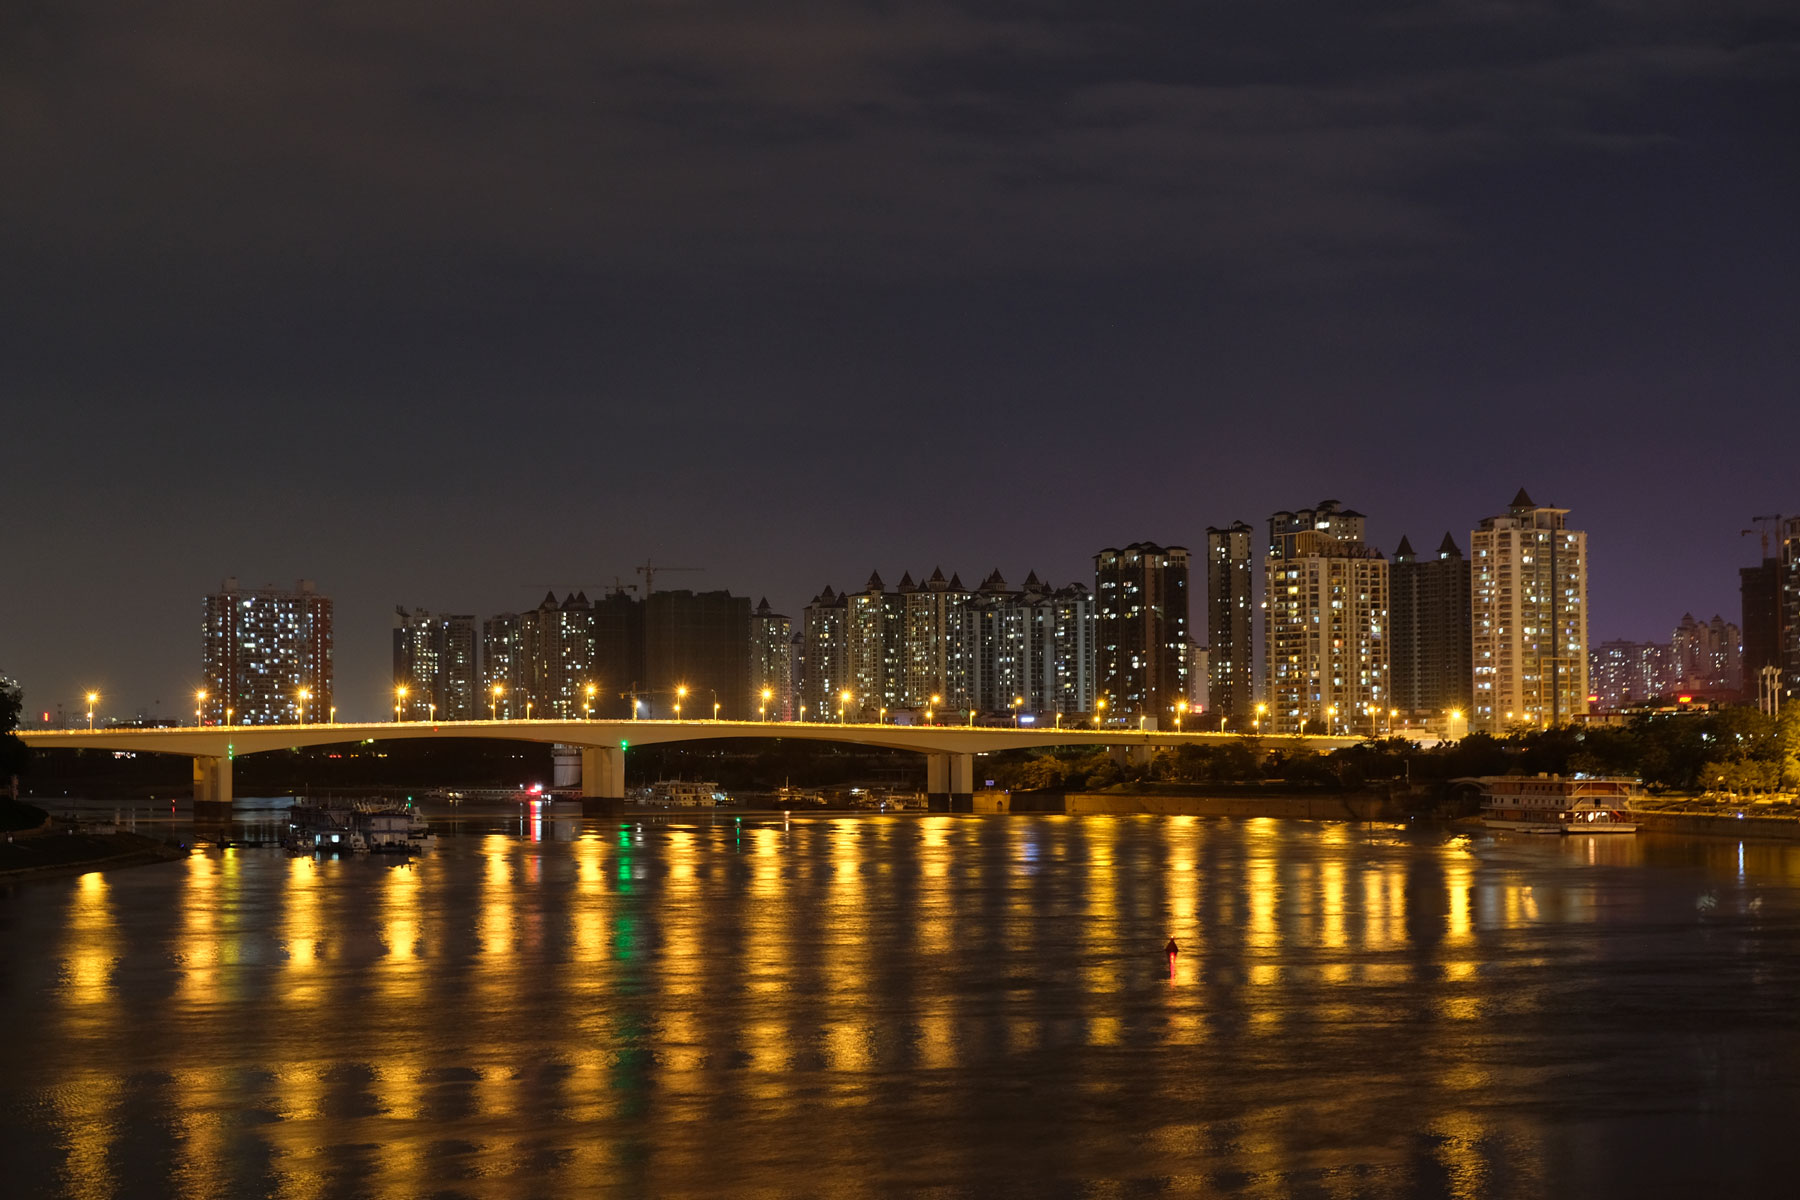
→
(675, 685, 688, 721)
(86, 691, 98, 731)
(928, 695, 941, 725)
(491, 683, 504, 720)
(525, 699, 534, 720)
(225, 707, 233, 725)
(395, 685, 409, 722)
(799, 704, 807, 722)
(585, 682, 598, 719)
(195, 689, 206, 726)
(1012, 696, 1023, 727)
(329, 706, 336, 723)
(713, 701, 721, 721)
(1093, 697, 1107, 728)
(1254, 702, 1266, 732)
(1175, 699, 1188, 731)
(761, 687, 773, 722)
(297, 687, 311, 725)
(429, 701, 437, 724)
(839, 689, 852, 724)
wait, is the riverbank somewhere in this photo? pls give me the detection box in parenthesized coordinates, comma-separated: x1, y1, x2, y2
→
(0, 828, 187, 881)
(975, 789, 1411, 820)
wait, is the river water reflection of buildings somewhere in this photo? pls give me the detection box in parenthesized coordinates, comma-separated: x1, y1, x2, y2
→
(7, 815, 1800, 1198)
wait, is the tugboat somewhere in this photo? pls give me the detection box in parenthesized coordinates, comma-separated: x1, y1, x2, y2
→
(1464, 775, 1640, 835)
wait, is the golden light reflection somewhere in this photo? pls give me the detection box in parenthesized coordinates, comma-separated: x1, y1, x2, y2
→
(53, 1070, 123, 1200)
(61, 871, 117, 1008)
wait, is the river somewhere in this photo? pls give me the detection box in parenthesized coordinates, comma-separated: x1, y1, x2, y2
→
(4, 811, 1800, 1198)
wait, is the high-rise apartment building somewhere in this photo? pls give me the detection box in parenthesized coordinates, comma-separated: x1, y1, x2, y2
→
(801, 587, 848, 717)
(643, 589, 750, 719)
(1263, 503, 1388, 736)
(1205, 522, 1255, 725)
(847, 572, 905, 717)
(750, 599, 793, 719)
(1668, 613, 1742, 700)
(1389, 533, 1472, 724)
(481, 613, 527, 717)
(1741, 556, 1783, 701)
(900, 568, 971, 708)
(520, 591, 597, 718)
(202, 578, 332, 725)
(392, 608, 478, 720)
(1470, 490, 1588, 732)
(1784, 517, 1800, 699)
(1094, 542, 1190, 723)
(1589, 640, 1665, 712)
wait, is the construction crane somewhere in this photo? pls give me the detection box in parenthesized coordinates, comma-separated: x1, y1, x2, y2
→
(636, 559, 702, 596)
(1741, 514, 1784, 560)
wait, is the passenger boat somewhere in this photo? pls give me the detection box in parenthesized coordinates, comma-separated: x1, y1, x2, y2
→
(1468, 776, 1639, 834)
(646, 780, 727, 807)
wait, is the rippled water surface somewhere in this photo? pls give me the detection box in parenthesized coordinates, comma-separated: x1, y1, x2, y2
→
(6, 813, 1800, 1198)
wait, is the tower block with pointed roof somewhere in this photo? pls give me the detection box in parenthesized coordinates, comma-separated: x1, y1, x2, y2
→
(1390, 532, 1472, 725)
(1471, 489, 1589, 732)
(902, 567, 974, 709)
(750, 598, 793, 719)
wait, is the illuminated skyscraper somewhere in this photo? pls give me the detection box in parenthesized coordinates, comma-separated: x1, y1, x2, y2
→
(1263, 503, 1388, 736)
(201, 578, 332, 725)
(1470, 490, 1588, 732)
(1205, 522, 1255, 725)
(750, 599, 793, 720)
(392, 608, 478, 720)
(801, 586, 848, 717)
(1094, 542, 1190, 723)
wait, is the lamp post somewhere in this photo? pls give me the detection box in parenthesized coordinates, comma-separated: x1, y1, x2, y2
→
(1055, 712, 1063, 729)
(329, 706, 336, 723)
(585, 682, 597, 719)
(225, 707, 233, 726)
(1175, 699, 1188, 732)
(675, 685, 687, 721)
(1326, 705, 1337, 736)
(429, 702, 436, 724)
(195, 689, 206, 726)
(86, 691, 98, 731)
(799, 704, 807, 723)
(1012, 697, 1023, 727)
(491, 684, 503, 721)
(839, 689, 851, 724)
(1254, 702, 1266, 732)
(967, 708, 975, 727)
(878, 706, 887, 724)
(525, 699, 533, 720)
(1093, 697, 1107, 728)
(713, 701, 721, 721)
(396, 685, 408, 723)
(298, 687, 311, 725)
(928, 695, 940, 725)
(761, 688, 772, 722)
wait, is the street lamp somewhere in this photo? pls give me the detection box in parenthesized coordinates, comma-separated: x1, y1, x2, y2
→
(879, 706, 887, 724)
(967, 708, 975, 727)
(839, 689, 852, 724)
(928, 695, 940, 724)
(713, 701, 721, 721)
(799, 704, 807, 722)
(1175, 699, 1188, 731)
(195, 689, 206, 726)
(86, 691, 98, 731)
(525, 699, 533, 720)
(1093, 697, 1107, 728)
(429, 701, 437, 724)
(396, 685, 408, 723)
(585, 682, 597, 719)
(761, 687, 773, 721)
(1326, 705, 1337, 735)
(225, 707, 233, 725)
(676, 685, 687, 721)
(297, 687, 311, 725)
(1012, 697, 1023, 727)
(329, 706, 336, 723)
(491, 684, 504, 720)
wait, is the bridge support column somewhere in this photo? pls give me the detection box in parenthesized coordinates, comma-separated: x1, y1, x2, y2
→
(1109, 744, 1154, 769)
(193, 755, 233, 807)
(927, 752, 974, 813)
(579, 745, 627, 815)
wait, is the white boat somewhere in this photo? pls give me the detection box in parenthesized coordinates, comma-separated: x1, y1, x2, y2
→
(286, 802, 431, 854)
(646, 780, 727, 808)
(1468, 776, 1639, 834)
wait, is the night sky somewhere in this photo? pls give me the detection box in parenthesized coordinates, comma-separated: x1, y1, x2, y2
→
(5, 2, 1797, 719)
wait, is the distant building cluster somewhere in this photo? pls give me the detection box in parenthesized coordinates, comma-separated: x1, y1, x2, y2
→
(182, 499, 1800, 730)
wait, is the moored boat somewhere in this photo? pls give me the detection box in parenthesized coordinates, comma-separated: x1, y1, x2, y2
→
(1464, 775, 1640, 834)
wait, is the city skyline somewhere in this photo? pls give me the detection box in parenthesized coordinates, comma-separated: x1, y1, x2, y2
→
(2, 493, 1789, 721)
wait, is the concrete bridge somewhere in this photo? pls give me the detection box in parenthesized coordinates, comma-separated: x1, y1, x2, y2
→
(18, 719, 1361, 810)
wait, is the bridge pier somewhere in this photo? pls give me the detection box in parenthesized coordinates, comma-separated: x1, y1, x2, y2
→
(578, 745, 627, 815)
(1110, 743, 1155, 769)
(193, 755, 232, 807)
(927, 752, 974, 813)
